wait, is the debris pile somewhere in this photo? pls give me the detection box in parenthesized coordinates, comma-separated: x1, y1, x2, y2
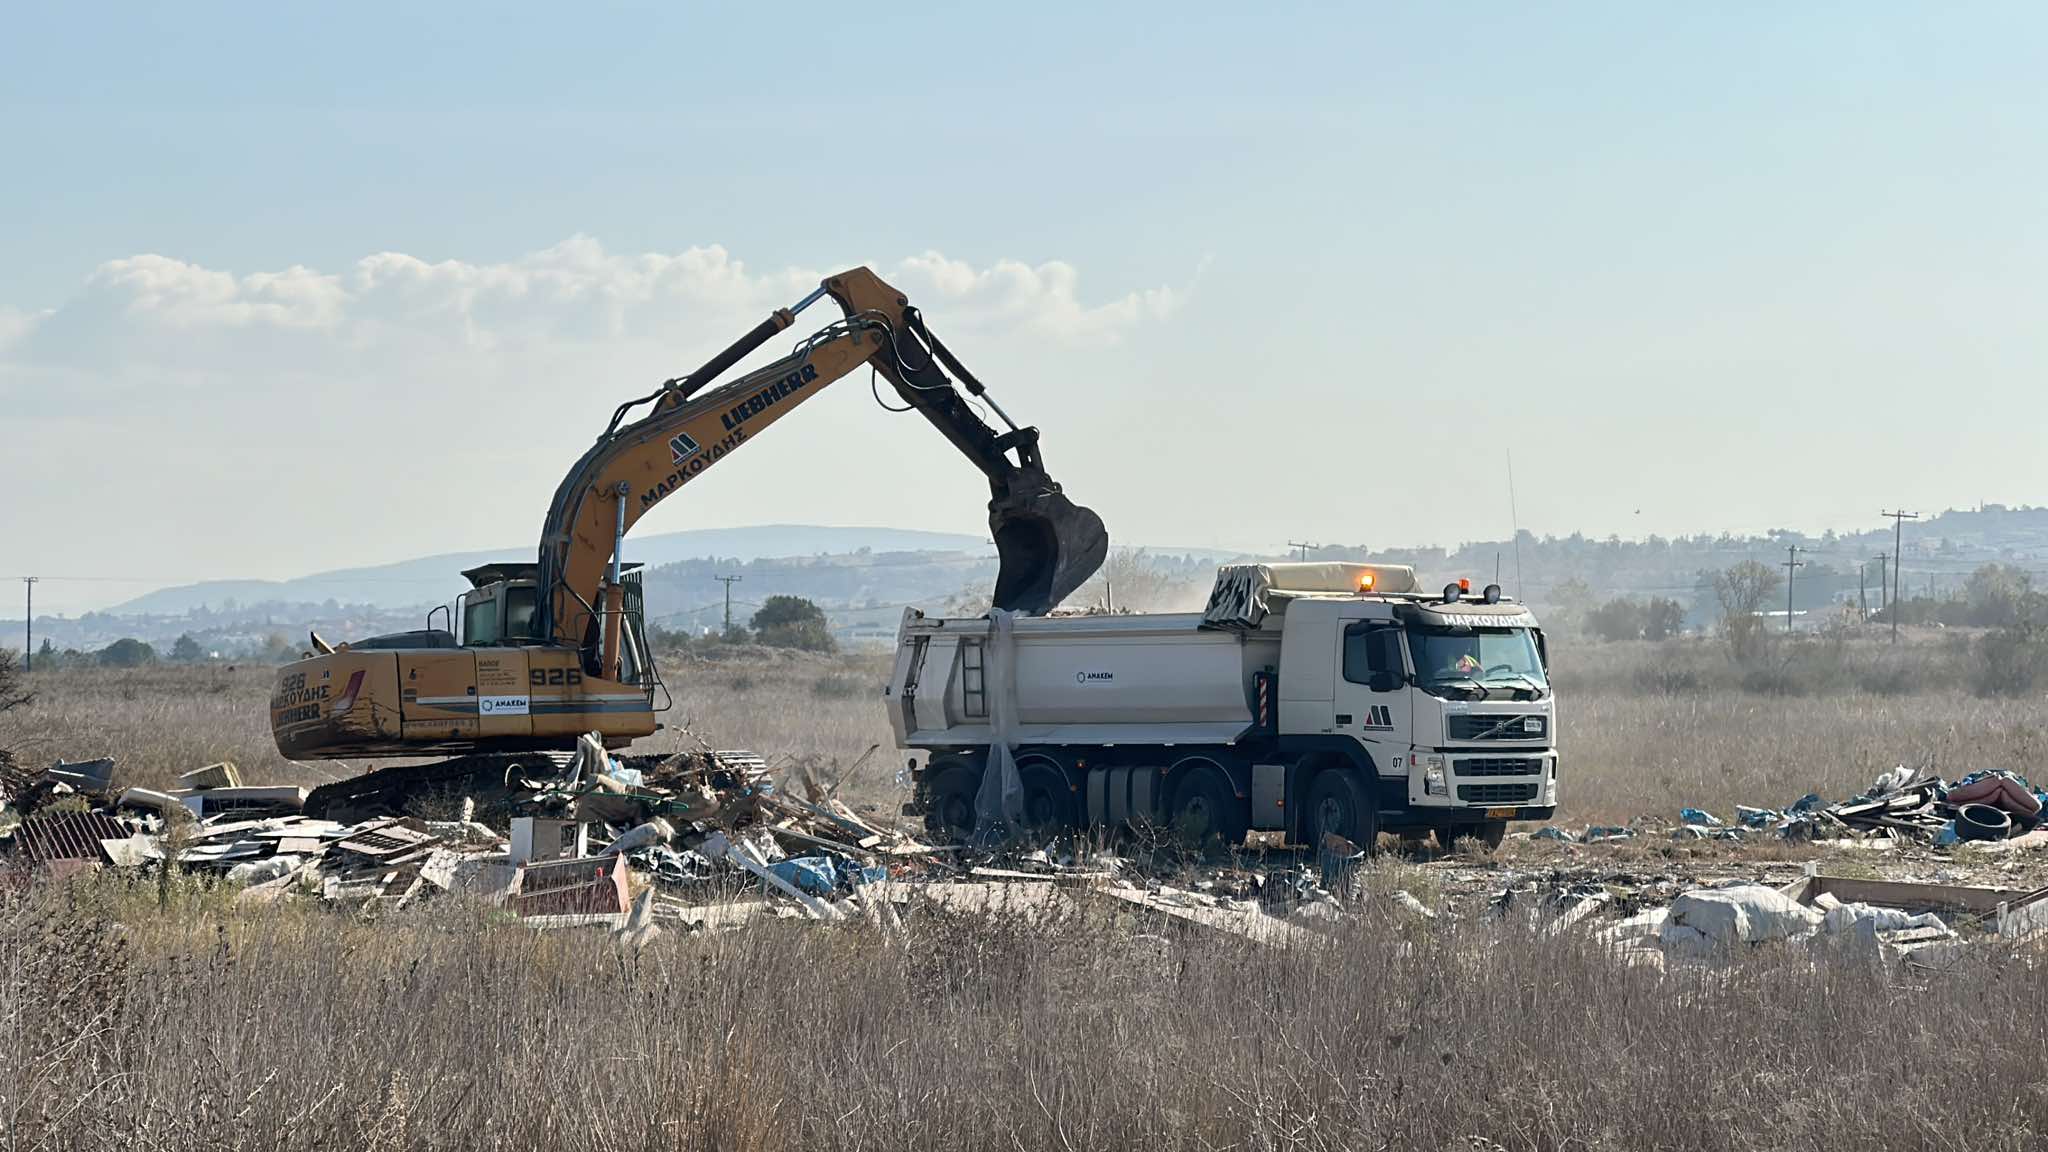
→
(0, 738, 1336, 946)
(1530, 764, 2048, 849)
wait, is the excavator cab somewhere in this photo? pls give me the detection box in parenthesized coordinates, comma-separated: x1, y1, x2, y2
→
(458, 563, 656, 687)
(456, 564, 546, 646)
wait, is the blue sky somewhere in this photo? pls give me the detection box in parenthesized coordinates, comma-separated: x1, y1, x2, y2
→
(6, 4, 2047, 611)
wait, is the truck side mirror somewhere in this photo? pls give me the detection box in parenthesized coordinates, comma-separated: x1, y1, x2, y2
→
(1367, 670, 1402, 693)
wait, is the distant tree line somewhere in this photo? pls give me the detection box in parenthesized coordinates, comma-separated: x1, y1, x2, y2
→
(648, 595, 838, 655)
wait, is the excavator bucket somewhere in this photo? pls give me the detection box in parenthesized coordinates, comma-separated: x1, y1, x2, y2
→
(989, 490, 1109, 615)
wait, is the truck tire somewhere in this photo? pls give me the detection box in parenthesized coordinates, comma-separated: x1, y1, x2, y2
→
(1436, 821, 1508, 852)
(1304, 769, 1377, 855)
(923, 759, 980, 842)
(1167, 762, 1248, 848)
(1018, 758, 1077, 835)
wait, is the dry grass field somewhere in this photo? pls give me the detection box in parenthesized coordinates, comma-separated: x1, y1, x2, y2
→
(9, 638, 2043, 827)
(5, 641, 2048, 1149)
(5, 875, 2046, 1151)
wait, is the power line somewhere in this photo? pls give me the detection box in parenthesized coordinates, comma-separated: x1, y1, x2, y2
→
(1781, 546, 1805, 633)
(1286, 541, 1320, 562)
(1506, 448, 1524, 600)
(1881, 510, 1919, 642)
(21, 578, 36, 673)
(714, 575, 743, 632)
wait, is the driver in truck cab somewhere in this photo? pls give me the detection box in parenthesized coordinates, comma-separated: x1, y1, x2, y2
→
(1432, 644, 1483, 680)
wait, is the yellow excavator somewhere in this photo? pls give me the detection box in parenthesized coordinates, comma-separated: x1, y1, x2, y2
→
(273, 266, 1107, 817)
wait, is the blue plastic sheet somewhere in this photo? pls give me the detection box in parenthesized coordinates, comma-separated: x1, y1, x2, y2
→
(765, 856, 839, 896)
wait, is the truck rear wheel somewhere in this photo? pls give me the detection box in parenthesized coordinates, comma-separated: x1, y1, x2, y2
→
(1017, 759, 1077, 836)
(1304, 769, 1376, 855)
(1167, 763, 1248, 848)
(1435, 821, 1507, 852)
(923, 759, 980, 842)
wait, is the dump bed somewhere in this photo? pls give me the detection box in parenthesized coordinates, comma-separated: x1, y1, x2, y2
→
(886, 609, 1280, 749)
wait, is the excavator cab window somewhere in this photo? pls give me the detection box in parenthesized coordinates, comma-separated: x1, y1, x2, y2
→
(461, 587, 501, 645)
(504, 584, 540, 640)
(460, 581, 543, 647)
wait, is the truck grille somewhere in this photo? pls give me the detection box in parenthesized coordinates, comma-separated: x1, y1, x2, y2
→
(1457, 782, 1539, 804)
(1458, 757, 1544, 777)
(1447, 714, 1546, 740)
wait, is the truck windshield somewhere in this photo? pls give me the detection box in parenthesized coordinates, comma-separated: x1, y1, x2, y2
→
(1407, 627, 1547, 695)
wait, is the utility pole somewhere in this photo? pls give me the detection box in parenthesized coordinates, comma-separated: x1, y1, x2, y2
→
(1875, 552, 1889, 614)
(21, 577, 36, 673)
(1286, 541, 1320, 562)
(1781, 545, 1804, 633)
(714, 575, 743, 633)
(1857, 559, 1867, 620)
(1880, 510, 1918, 642)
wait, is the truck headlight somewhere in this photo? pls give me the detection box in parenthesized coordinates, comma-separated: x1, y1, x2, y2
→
(1423, 755, 1447, 797)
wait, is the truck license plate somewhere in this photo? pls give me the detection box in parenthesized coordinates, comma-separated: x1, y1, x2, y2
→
(1485, 806, 1517, 819)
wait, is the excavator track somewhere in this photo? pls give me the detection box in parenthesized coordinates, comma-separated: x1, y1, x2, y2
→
(303, 751, 578, 824)
(301, 748, 768, 826)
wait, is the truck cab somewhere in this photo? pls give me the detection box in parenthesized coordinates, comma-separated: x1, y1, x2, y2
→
(1278, 590, 1557, 843)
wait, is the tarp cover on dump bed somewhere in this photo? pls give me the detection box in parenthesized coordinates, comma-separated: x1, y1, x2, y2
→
(1202, 565, 1273, 631)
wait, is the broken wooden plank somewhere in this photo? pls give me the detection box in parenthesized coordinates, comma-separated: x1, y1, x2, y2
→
(334, 824, 439, 859)
(708, 835, 841, 921)
(765, 823, 867, 856)
(1798, 873, 2031, 916)
(1092, 885, 1314, 946)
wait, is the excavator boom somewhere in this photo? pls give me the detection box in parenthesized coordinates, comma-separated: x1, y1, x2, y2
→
(273, 264, 1106, 775)
(536, 267, 1107, 650)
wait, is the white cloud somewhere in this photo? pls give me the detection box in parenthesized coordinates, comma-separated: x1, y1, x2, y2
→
(889, 252, 1183, 342)
(3, 237, 1183, 365)
(0, 239, 1192, 593)
(0, 307, 50, 352)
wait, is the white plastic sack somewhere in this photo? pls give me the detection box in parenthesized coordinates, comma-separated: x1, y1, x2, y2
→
(1664, 884, 1822, 949)
(1820, 900, 1950, 941)
(226, 855, 301, 886)
(1595, 906, 1669, 945)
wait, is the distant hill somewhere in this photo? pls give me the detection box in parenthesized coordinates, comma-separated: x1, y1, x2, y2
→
(111, 525, 988, 615)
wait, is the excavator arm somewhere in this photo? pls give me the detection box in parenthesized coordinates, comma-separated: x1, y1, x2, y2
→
(534, 267, 1108, 658)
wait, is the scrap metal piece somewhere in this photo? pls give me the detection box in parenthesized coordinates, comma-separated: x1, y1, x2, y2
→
(15, 811, 133, 867)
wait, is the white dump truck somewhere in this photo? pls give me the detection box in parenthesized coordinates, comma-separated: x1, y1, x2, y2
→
(886, 562, 1556, 849)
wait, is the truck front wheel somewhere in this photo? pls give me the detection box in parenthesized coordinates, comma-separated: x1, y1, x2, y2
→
(1167, 763, 1248, 848)
(1304, 770, 1377, 854)
(923, 759, 980, 842)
